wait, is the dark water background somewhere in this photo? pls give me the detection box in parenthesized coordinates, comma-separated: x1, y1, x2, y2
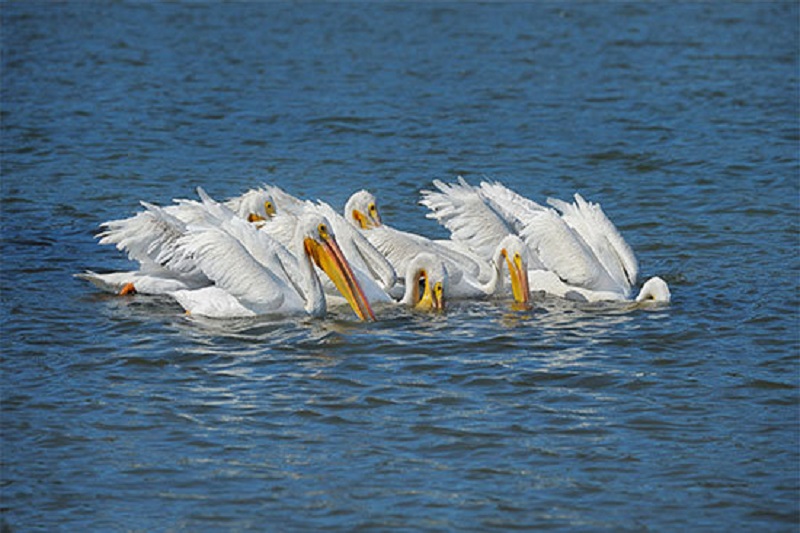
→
(2, 2, 798, 531)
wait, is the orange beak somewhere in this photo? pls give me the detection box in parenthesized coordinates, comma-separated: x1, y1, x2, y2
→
(504, 250, 530, 307)
(305, 234, 376, 321)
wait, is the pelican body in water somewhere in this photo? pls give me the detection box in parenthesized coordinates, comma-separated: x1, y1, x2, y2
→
(170, 211, 375, 320)
(79, 188, 376, 321)
(420, 177, 670, 304)
(344, 190, 530, 307)
(400, 253, 448, 312)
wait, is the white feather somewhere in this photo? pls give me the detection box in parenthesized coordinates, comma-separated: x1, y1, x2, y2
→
(420, 178, 668, 303)
(173, 225, 298, 315)
(420, 177, 514, 261)
(548, 194, 638, 293)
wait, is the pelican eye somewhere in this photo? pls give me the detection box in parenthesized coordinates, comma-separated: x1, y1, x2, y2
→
(434, 282, 443, 296)
(264, 201, 275, 216)
(369, 203, 378, 215)
(318, 223, 329, 239)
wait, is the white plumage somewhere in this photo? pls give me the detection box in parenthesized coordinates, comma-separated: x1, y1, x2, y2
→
(170, 192, 375, 320)
(79, 188, 376, 320)
(252, 190, 398, 304)
(79, 178, 670, 320)
(169, 219, 304, 317)
(421, 177, 669, 303)
(344, 190, 531, 305)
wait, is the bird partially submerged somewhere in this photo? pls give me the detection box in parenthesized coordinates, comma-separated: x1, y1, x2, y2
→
(421, 177, 670, 304)
(79, 189, 376, 321)
(400, 253, 447, 312)
(344, 189, 531, 308)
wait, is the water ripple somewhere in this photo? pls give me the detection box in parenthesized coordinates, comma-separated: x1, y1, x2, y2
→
(2, 2, 798, 532)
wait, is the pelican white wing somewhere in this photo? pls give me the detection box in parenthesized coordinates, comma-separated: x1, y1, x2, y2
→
(420, 178, 514, 261)
(98, 201, 208, 285)
(547, 194, 638, 293)
(478, 179, 548, 232)
(173, 224, 304, 317)
(421, 178, 668, 303)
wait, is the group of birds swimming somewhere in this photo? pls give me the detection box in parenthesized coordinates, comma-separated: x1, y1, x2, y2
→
(78, 177, 671, 321)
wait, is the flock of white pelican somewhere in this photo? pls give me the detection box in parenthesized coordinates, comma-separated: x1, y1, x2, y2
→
(78, 178, 670, 321)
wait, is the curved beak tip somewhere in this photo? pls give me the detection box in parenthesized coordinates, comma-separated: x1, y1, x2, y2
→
(314, 236, 376, 322)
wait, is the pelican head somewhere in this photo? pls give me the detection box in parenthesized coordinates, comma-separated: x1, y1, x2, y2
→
(402, 253, 447, 312)
(229, 188, 276, 224)
(497, 235, 531, 307)
(300, 214, 376, 321)
(635, 276, 671, 304)
(345, 190, 382, 230)
(249, 198, 276, 221)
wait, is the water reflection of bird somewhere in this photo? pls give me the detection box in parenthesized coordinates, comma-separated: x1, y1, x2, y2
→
(421, 178, 670, 303)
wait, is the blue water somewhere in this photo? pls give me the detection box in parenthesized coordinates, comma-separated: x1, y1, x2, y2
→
(2, 2, 798, 531)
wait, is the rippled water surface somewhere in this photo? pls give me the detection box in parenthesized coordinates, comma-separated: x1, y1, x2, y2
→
(2, 2, 798, 531)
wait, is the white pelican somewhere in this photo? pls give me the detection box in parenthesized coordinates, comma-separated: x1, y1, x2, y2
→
(89, 184, 304, 295)
(78, 186, 387, 318)
(400, 253, 448, 311)
(420, 177, 670, 303)
(226, 186, 397, 298)
(237, 187, 463, 311)
(303, 199, 396, 297)
(77, 198, 217, 295)
(79, 184, 316, 296)
(252, 198, 397, 305)
(169, 210, 375, 320)
(344, 190, 530, 306)
(224, 186, 276, 223)
(224, 183, 310, 223)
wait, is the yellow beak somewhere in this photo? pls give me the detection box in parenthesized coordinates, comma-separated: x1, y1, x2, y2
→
(504, 251, 530, 307)
(304, 235, 376, 321)
(414, 272, 445, 312)
(352, 209, 381, 229)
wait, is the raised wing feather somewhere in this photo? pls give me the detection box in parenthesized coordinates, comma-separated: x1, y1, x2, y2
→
(478, 180, 547, 233)
(420, 177, 513, 260)
(98, 202, 207, 282)
(518, 208, 619, 292)
(548, 194, 638, 294)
